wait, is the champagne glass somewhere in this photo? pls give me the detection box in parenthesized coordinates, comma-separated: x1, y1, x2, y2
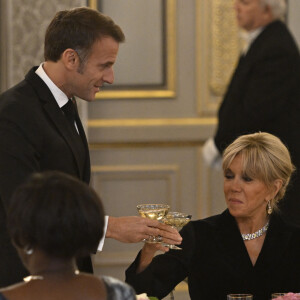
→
(162, 211, 192, 250)
(137, 204, 170, 243)
(227, 294, 253, 300)
(271, 293, 286, 298)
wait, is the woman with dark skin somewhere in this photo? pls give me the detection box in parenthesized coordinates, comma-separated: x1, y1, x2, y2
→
(0, 171, 136, 300)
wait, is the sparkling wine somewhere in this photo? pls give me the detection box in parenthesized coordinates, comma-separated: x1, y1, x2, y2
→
(163, 215, 191, 228)
(162, 212, 192, 250)
(163, 212, 192, 229)
(137, 204, 170, 221)
(139, 208, 169, 220)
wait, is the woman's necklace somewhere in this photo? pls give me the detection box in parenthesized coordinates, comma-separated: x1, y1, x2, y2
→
(241, 221, 269, 241)
(23, 269, 79, 282)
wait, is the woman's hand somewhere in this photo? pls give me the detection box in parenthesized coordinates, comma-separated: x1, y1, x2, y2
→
(137, 241, 170, 273)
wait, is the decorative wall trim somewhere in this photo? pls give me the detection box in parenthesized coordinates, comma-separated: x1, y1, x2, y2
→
(92, 163, 181, 267)
(0, 0, 11, 91)
(89, 0, 176, 99)
(89, 141, 203, 149)
(87, 117, 217, 143)
(91, 164, 180, 208)
(0, 0, 7, 92)
(198, 148, 213, 217)
(88, 117, 217, 127)
(1, 0, 86, 89)
(196, 0, 239, 115)
(209, 0, 239, 96)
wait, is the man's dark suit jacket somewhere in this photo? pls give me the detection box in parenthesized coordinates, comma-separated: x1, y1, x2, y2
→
(214, 20, 300, 226)
(0, 67, 92, 287)
(126, 210, 300, 300)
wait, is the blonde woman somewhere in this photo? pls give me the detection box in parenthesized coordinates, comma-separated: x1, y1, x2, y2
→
(126, 132, 300, 300)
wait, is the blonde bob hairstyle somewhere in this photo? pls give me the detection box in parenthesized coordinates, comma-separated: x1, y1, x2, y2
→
(222, 132, 295, 212)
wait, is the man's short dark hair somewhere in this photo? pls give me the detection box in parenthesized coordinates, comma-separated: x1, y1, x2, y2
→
(44, 7, 125, 62)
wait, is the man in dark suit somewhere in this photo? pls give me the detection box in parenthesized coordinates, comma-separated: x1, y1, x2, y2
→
(203, 0, 300, 226)
(0, 7, 181, 287)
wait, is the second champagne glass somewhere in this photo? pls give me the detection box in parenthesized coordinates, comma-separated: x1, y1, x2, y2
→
(162, 211, 192, 250)
(271, 293, 286, 298)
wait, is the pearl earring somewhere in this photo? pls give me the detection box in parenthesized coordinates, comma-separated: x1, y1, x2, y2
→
(267, 200, 272, 215)
(24, 246, 33, 255)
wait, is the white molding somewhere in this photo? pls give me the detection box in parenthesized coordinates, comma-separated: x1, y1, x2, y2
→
(91, 164, 180, 210)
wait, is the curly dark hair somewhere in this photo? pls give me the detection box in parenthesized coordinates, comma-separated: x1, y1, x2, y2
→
(7, 171, 105, 259)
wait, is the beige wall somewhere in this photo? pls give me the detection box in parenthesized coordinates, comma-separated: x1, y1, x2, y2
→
(288, 0, 300, 47)
(1, 1, 300, 299)
(88, 2, 236, 299)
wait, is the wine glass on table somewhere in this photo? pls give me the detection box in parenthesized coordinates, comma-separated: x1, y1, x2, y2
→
(137, 204, 170, 243)
(227, 295, 253, 300)
(162, 211, 192, 250)
(271, 294, 286, 298)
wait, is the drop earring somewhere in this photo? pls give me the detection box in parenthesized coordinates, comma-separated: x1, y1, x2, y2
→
(267, 200, 272, 215)
(24, 246, 33, 255)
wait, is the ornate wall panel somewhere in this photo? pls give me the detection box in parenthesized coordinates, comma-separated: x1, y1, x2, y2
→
(2, 0, 85, 89)
(0, 0, 88, 122)
(196, 0, 239, 115)
(288, 0, 300, 46)
(89, 0, 176, 99)
(209, 0, 239, 96)
(0, 1, 8, 92)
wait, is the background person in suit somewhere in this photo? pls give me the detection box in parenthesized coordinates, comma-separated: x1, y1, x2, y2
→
(203, 0, 300, 226)
(0, 7, 181, 287)
(0, 171, 136, 300)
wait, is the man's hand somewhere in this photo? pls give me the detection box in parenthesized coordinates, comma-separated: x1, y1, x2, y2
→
(106, 216, 182, 244)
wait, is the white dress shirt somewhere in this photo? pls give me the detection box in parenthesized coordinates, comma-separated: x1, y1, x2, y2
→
(202, 138, 222, 170)
(240, 27, 263, 55)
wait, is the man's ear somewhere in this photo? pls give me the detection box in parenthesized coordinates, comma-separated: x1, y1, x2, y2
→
(61, 48, 79, 71)
(263, 4, 274, 22)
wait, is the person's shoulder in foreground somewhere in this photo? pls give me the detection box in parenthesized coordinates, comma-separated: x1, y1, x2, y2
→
(103, 276, 136, 300)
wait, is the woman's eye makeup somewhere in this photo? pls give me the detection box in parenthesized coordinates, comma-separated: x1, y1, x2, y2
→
(224, 170, 253, 182)
(242, 174, 253, 182)
(224, 170, 234, 179)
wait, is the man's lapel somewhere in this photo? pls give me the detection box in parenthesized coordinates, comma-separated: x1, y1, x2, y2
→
(25, 68, 86, 179)
(73, 99, 91, 183)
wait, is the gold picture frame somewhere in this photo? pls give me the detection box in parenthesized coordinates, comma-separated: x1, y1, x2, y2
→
(88, 0, 176, 99)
